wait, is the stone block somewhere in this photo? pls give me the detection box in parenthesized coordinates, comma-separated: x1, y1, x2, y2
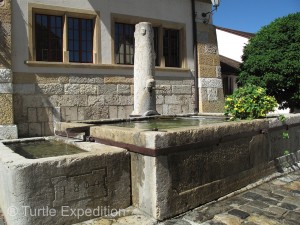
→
(162, 104, 169, 114)
(0, 125, 18, 139)
(98, 84, 117, 95)
(36, 74, 69, 84)
(37, 107, 53, 122)
(156, 105, 163, 114)
(61, 107, 78, 122)
(28, 123, 42, 137)
(13, 84, 35, 94)
(0, 83, 12, 93)
(42, 122, 54, 136)
(70, 74, 104, 84)
(199, 78, 223, 88)
(104, 76, 133, 84)
(104, 95, 133, 106)
(17, 123, 28, 138)
(156, 95, 164, 105)
(168, 105, 182, 115)
(205, 44, 218, 54)
(23, 95, 51, 108)
(156, 85, 172, 95)
(117, 105, 133, 119)
(80, 84, 97, 95)
(13, 73, 36, 84)
(64, 84, 80, 95)
(198, 55, 220, 67)
(182, 79, 194, 85)
(172, 85, 192, 94)
(78, 106, 109, 120)
(109, 106, 118, 119)
(117, 84, 131, 95)
(199, 65, 218, 78)
(165, 95, 192, 105)
(88, 95, 105, 107)
(199, 97, 225, 113)
(52, 107, 62, 122)
(36, 84, 64, 95)
(0, 68, 12, 82)
(156, 80, 183, 85)
(0, 94, 13, 124)
(27, 108, 37, 122)
(55, 95, 88, 107)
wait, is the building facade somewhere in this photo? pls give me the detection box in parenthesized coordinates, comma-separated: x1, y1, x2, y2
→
(0, 0, 224, 138)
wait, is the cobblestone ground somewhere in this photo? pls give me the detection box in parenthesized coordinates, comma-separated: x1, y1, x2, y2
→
(1, 170, 299, 225)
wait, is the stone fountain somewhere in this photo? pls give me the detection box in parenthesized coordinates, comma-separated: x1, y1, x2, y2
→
(131, 22, 159, 117)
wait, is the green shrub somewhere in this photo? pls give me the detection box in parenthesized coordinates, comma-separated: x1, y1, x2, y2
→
(224, 85, 277, 120)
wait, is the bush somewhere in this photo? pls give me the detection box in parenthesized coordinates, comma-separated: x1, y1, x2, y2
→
(224, 85, 277, 120)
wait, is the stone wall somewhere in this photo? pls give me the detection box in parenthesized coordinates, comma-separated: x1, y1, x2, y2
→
(197, 23, 225, 112)
(0, 0, 17, 139)
(13, 73, 194, 137)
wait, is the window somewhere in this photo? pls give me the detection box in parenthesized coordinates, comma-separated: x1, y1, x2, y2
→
(163, 29, 180, 68)
(114, 23, 161, 66)
(35, 14, 63, 62)
(115, 23, 135, 65)
(68, 18, 94, 63)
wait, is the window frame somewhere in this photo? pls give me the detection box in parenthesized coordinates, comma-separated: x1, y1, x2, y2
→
(112, 14, 186, 69)
(29, 3, 100, 64)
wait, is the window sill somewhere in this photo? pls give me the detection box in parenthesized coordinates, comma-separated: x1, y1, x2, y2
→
(25, 61, 190, 73)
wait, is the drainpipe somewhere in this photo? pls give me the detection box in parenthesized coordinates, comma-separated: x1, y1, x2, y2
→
(191, 0, 199, 113)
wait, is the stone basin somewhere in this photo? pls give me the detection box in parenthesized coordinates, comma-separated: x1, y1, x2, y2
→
(0, 136, 130, 225)
(55, 114, 300, 220)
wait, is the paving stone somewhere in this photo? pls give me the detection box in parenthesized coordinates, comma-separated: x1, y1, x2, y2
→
(239, 205, 265, 215)
(223, 197, 249, 207)
(160, 219, 191, 225)
(242, 192, 263, 201)
(241, 222, 259, 225)
(183, 210, 210, 223)
(258, 197, 279, 206)
(228, 209, 250, 219)
(285, 211, 300, 222)
(247, 200, 269, 209)
(246, 215, 280, 225)
(279, 219, 299, 225)
(116, 215, 157, 225)
(202, 220, 227, 225)
(213, 213, 242, 225)
(283, 181, 300, 191)
(266, 207, 287, 217)
(282, 196, 300, 207)
(278, 202, 297, 210)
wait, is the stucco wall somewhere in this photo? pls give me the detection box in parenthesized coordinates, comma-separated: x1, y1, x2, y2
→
(12, 0, 197, 74)
(216, 29, 249, 63)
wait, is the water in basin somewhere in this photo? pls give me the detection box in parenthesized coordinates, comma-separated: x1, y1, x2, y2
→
(107, 117, 226, 130)
(7, 141, 86, 159)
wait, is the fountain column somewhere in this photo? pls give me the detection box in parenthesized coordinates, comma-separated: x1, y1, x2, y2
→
(131, 22, 159, 117)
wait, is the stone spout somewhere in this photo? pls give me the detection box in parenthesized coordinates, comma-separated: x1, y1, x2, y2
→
(131, 22, 159, 117)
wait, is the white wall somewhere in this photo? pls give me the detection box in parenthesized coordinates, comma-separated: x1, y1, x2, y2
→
(216, 29, 249, 63)
(11, 0, 205, 76)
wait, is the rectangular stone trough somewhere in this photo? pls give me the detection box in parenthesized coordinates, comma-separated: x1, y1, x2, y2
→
(0, 136, 131, 225)
(55, 114, 300, 221)
(87, 115, 300, 220)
